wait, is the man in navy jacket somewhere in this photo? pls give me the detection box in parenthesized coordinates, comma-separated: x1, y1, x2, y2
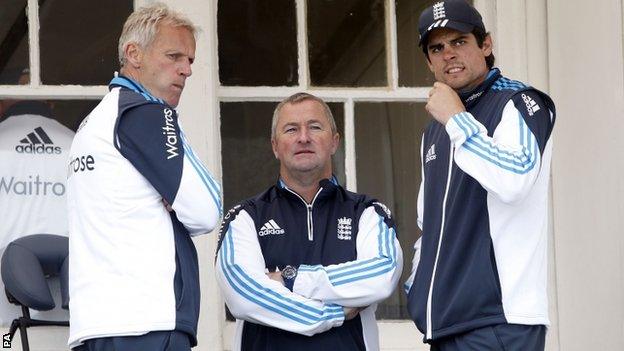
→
(216, 93, 403, 351)
(404, 1, 556, 350)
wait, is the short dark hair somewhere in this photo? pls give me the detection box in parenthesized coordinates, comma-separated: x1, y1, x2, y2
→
(421, 27, 495, 69)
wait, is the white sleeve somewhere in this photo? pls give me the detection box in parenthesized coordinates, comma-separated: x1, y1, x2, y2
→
(215, 209, 345, 336)
(403, 237, 421, 294)
(292, 205, 403, 307)
(171, 130, 222, 236)
(444, 101, 542, 204)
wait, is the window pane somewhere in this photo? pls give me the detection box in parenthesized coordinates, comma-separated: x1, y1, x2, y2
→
(308, 0, 387, 87)
(39, 0, 133, 85)
(221, 101, 345, 212)
(218, 0, 298, 86)
(0, 98, 98, 132)
(0, 0, 28, 84)
(354, 102, 428, 319)
(396, 0, 473, 86)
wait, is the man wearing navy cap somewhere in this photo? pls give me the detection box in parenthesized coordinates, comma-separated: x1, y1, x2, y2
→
(404, 1, 556, 350)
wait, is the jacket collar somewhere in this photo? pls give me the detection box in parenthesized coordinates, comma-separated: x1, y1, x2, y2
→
(458, 68, 500, 109)
(276, 175, 340, 202)
(108, 73, 164, 104)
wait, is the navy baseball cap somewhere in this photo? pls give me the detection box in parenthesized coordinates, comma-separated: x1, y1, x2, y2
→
(418, 1, 485, 47)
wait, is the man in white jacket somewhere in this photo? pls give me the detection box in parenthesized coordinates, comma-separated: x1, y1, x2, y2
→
(67, 4, 221, 350)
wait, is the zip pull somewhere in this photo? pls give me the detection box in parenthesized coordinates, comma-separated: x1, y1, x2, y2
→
(307, 205, 313, 241)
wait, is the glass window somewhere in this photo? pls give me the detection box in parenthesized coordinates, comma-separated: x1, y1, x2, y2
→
(0, 98, 98, 132)
(0, 0, 29, 84)
(308, 0, 387, 87)
(354, 101, 428, 318)
(218, 0, 298, 86)
(220, 101, 345, 212)
(39, 0, 133, 85)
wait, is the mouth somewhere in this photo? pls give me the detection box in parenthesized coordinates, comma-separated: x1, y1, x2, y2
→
(172, 83, 184, 91)
(294, 150, 315, 156)
(445, 65, 464, 75)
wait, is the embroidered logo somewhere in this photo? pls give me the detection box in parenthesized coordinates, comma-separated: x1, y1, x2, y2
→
(521, 93, 541, 116)
(337, 217, 352, 240)
(425, 144, 437, 164)
(259, 219, 285, 236)
(433, 2, 446, 20)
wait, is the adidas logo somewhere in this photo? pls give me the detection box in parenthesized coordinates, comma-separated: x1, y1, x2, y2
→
(522, 93, 541, 116)
(425, 144, 437, 164)
(14, 127, 61, 154)
(258, 219, 285, 236)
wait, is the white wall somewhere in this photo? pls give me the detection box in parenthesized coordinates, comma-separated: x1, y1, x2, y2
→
(547, 0, 624, 350)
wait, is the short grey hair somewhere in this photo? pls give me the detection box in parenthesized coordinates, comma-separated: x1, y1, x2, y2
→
(271, 92, 337, 140)
(118, 3, 198, 67)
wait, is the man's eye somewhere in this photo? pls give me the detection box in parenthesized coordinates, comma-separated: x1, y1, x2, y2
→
(285, 127, 296, 133)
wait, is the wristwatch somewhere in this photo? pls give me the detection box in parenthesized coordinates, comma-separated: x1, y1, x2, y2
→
(281, 265, 298, 291)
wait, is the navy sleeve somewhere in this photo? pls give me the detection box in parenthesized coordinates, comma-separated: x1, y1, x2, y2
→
(511, 90, 556, 155)
(116, 103, 184, 204)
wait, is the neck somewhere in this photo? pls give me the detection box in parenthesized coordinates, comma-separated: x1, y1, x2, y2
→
(280, 170, 330, 203)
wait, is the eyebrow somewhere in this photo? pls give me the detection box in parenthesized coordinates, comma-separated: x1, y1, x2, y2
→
(428, 34, 469, 50)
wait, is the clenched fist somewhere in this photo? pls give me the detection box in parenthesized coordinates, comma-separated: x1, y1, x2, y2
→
(426, 82, 466, 125)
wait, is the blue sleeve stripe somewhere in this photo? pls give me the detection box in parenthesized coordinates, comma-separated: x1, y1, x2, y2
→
(300, 214, 398, 287)
(453, 113, 474, 139)
(179, 133, 222, 214)
(463, 140, 537, 174)
(180, 131, 222, 197)
(457, 112, 479, 135)
(219, 228, 343, 324)
(468, 137, 532, 165)
(458, 110, 538, 173)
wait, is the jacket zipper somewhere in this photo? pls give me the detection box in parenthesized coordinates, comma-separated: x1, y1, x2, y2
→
(284, 187, 323, 241)
(426, 144, 454, 340)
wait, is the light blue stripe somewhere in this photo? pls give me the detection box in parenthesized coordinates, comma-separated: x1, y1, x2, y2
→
(470, 135, 531, 163)
(225, 232, 343, 317)
(324, 257, 379, 275)
(182, 142, 221, 214)
(179, 133, 222, 214)
(463, 142, 536, 174)
(332, 265, 396, 286)
(180, 131, 222, 197)
(458, 112, 479, 135)
(464, 112, 482, 135)
(466, 138, 534, 169)
(453, 114, 473, 139)
(329, 258, 392, 281)
(220, 230, 343, 323)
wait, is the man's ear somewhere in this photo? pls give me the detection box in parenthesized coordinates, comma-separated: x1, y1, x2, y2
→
(271, 138, 279, 159)
(482, 34, 493, 57)
(124, 42, 142, 69)
(331, 133, 340, 155)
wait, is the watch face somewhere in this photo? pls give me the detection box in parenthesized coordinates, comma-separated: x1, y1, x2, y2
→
(282, 265, 297, 280)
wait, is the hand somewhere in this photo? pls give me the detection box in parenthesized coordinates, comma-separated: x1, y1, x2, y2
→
(426, 82, 465, 125)
(343, 306, 365, 320)
(266, 270, 284, 285)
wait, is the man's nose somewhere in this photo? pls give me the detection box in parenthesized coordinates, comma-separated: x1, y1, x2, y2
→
(442, 45, 457, 60)
(180, 59, 192, 77)
(296, 128, 311, 143)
